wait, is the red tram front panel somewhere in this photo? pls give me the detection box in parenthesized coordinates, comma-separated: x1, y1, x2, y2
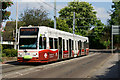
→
(18, 49, 58, 63)
(17, 51, 40, 62)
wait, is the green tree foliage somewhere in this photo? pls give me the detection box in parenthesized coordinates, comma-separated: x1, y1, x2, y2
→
(3, 21, 25, 40)
(109, 1, 120, 25)
(56, 18, 69, 32)
(58, 1, 104, 36)
(46, 18, 69, 32)
(109, 1, 120, 49)
(1, 1, 13, 21)
(19, 8, 52, 26)
(88, 26, 105, 49)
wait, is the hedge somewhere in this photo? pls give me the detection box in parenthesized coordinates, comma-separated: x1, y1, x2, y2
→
(2, 49, 17, 57)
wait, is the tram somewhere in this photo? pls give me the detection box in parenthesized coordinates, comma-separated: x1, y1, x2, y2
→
(17, 26, 89, 63)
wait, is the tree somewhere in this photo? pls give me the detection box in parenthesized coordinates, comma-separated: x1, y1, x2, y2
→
(3, 21, 25, 41)
(19, 8, 51, 26)
(58, 1, 104, 36)
(56, 18, 69, 32)
(46, 18, 69, 32)
(109, 1, 120, 49)
(1, 1, 13, 22)
(109, 1, 120, 25)
(87, 26, 105, 49)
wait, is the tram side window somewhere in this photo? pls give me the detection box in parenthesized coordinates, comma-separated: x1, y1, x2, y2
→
(54, 38, 58, 49)
(39, 37, 46, 49)
(72, 40, 74, 50)
(75, 41, 77, 50)
(67, 40, 68, 51)
(49, 38, 53, 49)
(63, 39, 65, 51)
(84, 41, 86, 49)
(80, 41, 82, 49)
(43, 37, 46, 49)
(39, 37, 42, 49)
(78, 41, 80, 50)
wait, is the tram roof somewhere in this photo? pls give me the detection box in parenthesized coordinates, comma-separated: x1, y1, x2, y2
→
(39, 26, 88, 40)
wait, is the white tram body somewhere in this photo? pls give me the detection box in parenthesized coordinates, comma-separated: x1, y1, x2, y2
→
(18, 26, 89, 63)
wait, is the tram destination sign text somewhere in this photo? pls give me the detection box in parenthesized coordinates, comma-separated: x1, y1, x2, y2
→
(20, 28, 39, 35)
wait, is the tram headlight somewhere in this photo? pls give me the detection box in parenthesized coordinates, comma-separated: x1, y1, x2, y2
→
(44, 53, 48, 58)
(33, 53, 37, 56)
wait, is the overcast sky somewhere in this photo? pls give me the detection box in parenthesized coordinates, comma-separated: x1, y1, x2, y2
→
(4, 0, 112, 26)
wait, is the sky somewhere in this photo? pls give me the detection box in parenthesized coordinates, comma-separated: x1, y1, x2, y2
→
(3, 0, 113, 27)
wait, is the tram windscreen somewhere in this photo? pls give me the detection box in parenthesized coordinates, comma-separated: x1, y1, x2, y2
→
(19, 28, 39, 49)
(19, 38, 37, 49)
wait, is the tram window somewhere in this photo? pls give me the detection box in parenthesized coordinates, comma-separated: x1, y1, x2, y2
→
(78, 41, 80, 50)
(67, 40, 68, 51)
(72, 40, 74, 50)
(63, 39, 65, 51)
(84, 41, 86, 49)
(80, 41, 82, 49)
(75, 41, 77, 50)
(39, 37, 42, 49)
(54, 38, 58, 49)
(43, 37, 46, 49)
(49, 38, 53, 49)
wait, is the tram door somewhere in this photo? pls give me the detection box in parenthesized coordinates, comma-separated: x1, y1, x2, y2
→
(69, 39, 72, 57)
(58, 37, 62, 59)
(84, 41, 87, 55)
(78, 40, 82, 56)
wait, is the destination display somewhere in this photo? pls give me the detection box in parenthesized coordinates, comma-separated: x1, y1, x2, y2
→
(20, 28, 39, 35)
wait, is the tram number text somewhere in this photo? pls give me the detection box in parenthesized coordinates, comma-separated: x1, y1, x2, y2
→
(25, 53, 30, 55)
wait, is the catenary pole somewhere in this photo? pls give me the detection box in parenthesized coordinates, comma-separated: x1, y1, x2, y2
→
(15, 2, 18, 50)
(54, 0, 56, 29)
(73, 12, 75, 51)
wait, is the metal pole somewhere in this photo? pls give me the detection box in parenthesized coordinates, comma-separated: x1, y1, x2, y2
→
(112, 26, 113, 54)
(1, 32, 2, 54)
(73, 12, 75, 34)
(73, 12, 75, 51)
(0, 2, 2, 55)
(54, 0, 56, 29)
(15, 2, 18, 50)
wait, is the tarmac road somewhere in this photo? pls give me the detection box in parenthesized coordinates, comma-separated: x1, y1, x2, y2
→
(2, 53, 113, 78)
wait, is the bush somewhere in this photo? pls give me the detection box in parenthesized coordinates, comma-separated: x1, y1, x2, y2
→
(2, 53, 6, 57)
(3, 49, 17, 57)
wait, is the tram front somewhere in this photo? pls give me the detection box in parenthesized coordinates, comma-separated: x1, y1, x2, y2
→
(17, 27, 39, 62)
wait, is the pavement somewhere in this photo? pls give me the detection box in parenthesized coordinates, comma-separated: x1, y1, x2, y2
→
(90, 53, 120, 78)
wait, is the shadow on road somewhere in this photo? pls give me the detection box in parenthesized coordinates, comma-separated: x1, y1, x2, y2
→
(95, 60, 120, 79)
(3, 55, 86, 66)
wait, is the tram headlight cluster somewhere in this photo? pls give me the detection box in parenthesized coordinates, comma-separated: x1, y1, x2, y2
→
(33, 53, 37, 56)
(18, 53, 22, 56)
